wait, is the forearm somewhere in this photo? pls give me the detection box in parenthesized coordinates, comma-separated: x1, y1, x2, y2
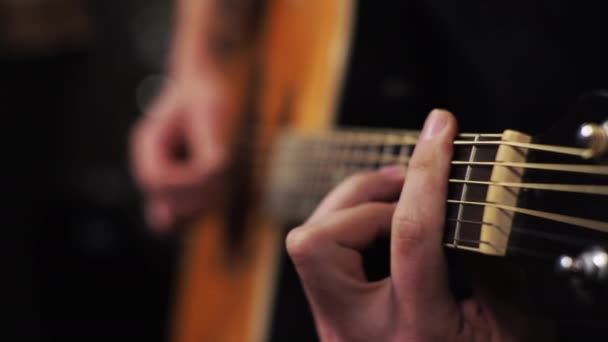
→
(169, 0, 217, 75)
(170, 0, 256, 76)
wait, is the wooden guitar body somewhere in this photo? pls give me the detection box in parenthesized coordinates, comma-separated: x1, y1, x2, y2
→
(173, 1, 354, 341)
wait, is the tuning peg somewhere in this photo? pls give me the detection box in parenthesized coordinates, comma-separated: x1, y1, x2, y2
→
(556, 247, 608, 283)
(577, 121, 608, 158)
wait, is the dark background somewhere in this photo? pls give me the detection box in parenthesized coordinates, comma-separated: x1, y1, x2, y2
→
(2, 1, 179, 340)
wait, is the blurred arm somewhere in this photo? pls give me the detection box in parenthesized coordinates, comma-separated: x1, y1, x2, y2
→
(131, 0, 254, 232)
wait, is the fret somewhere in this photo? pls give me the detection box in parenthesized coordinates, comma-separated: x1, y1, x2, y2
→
(337, 132, 353, 179)
(308, 138, 325, 215)
(380, 134, 393, 167)
(445, 132, 503, 251)
(453, 134, 480, 248)
(352, 132, 365, 171)
(398, 135, 411, 165)
(366, 143, 380, 169)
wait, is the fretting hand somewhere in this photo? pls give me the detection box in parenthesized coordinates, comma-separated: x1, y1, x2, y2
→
(287, 110, 555, 341)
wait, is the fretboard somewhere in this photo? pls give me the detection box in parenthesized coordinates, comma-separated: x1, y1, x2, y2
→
(267, 128, 418, 219)
(265, 128, 521, 256)
(266, 123, 608, 255)
(264, 127, 608, 259)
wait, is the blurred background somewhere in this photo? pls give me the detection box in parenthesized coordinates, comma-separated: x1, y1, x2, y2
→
(2, 1, 179, 340)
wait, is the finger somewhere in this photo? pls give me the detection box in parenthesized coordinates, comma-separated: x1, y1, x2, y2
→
(134, 111, 220, 191)
(188, 75, 230, 170)
(287, 202, 395, 321)
(145, 181, 216, 232)
(145, 195, 173, 233)
(390, 109, 458, 316)
(131, 117, 168, 191)
(306, 165, 406, 224)
(131, 88, 185, 191)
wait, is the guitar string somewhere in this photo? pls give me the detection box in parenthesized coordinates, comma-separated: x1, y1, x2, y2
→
(252, 130, 590, 158)
(447, 179, 608, 196)
(274, 143, 608, 175)
(446, 199, 608, 233)
(275, 155, 608, 180)
(268, 181, 606, 257)
(446, 218, 601, 248)
(444, 219, 601, 260)
(450, 161, 608, 176)
(279, 130, 594, 157)
(452, 140, 593, 158)
(275, 164, 608, 197)
(271, 183, 608, 240)
(276, 180, 608, 233)
(266, 132, 607, 258)
(272, 172, 608, 235)
(234, 129, 605, 259)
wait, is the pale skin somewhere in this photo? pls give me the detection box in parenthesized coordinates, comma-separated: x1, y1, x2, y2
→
(287, 110, 555, 341)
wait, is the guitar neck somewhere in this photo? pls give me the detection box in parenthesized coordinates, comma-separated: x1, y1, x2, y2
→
(267, 128, 417, 218)
(265, 128, 531, 256)
(265, 126, 608, 260)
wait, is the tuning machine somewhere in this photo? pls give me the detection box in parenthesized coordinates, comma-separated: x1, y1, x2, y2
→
(556, 247, 608, 283)
(577, 120, 608, 160)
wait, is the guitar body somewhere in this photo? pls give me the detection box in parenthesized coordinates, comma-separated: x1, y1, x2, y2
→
(173, 1, 354, 341)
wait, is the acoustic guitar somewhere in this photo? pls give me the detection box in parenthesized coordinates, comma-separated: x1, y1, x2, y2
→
(171, 1, 608, 341)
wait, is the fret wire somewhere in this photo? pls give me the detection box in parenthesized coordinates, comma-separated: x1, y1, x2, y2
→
(453, 134, 480, 248)
(398, 135, 410, 165)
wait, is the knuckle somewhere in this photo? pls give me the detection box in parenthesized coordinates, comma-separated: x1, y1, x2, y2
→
(392, 212, 424, 246)
(408, 151, 435, 174)
(285, 226, 319, 264)
(363, 202, 395, 216)
(342, 171, 376, 191)
(345, 171, 369, 186)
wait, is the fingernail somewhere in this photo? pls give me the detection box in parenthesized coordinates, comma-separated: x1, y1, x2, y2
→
(379, 164, 406, 178)
(421, 109, 449, 140)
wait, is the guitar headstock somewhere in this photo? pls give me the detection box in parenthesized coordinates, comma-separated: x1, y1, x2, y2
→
(513, 91, 608, 260)
(510, 91, 608, 316)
